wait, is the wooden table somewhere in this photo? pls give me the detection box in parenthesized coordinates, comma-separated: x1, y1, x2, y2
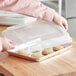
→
(0, 25, 76, 76)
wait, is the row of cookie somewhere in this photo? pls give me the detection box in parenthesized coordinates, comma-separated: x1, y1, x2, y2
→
(17, 45, 64, 58)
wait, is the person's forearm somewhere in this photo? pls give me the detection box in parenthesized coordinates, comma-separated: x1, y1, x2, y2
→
(0, 0, 56, 22)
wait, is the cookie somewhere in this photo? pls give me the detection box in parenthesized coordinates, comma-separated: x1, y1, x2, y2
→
(17, 50, 31, 56)
(31, 51, 42, 58)
(42, 48, 53, 55)
(53, 45, 64, 51)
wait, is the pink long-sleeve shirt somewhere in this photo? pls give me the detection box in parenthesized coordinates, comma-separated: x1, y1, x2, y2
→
(0, 0, 56, 22)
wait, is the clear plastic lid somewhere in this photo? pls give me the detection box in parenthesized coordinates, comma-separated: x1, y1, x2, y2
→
(2, 20, 72, 47)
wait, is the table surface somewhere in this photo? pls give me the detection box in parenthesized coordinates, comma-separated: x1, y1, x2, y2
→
(0, 25, 76, 76)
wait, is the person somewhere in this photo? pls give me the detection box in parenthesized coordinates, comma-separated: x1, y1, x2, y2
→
(0, 0, 68, 52)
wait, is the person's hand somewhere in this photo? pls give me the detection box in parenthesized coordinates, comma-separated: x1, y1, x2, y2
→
(53, 12, 68, 30)
(1, 37, 14, 51)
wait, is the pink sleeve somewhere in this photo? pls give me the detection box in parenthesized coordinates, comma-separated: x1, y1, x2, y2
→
(0, 0, 56, 22)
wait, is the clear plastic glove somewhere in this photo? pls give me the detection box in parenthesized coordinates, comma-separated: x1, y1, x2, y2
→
(0, 37, 14, 51)
(53, 12, 68, 30)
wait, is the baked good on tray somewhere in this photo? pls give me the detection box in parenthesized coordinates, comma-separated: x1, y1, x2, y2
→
(42, 48, 53, 55)
(17, 50, 31, 56)
(53, 45, 64, 51)
(31, 51, 42, 58)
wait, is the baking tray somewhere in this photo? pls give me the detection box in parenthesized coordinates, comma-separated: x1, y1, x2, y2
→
(2, 20, 72, 61)
(7, 43, 72, 62)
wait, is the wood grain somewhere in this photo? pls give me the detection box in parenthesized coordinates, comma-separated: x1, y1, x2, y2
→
(55, 72, 76, 76)
(0, 26, 76, 76)
(0, 66, 13, 76)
